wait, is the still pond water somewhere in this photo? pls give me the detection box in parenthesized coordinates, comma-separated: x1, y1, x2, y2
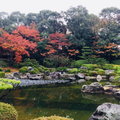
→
(1, 84, 120, 120)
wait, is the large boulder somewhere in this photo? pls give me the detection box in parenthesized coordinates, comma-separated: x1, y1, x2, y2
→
(89, 103, 120, 120)
(81, 82, 104, 93)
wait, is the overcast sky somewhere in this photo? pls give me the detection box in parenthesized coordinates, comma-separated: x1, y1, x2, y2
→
(0, 0, 120, 15)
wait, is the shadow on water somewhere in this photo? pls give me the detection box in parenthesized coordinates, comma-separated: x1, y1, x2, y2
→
(0, 84, 120, 120)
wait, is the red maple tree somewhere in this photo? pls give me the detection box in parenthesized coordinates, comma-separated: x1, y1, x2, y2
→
(0, 25, 40, 63)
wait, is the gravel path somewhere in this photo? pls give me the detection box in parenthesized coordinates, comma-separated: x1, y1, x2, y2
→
(17, 79, 70, 87)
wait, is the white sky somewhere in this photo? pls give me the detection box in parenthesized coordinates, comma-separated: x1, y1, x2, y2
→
(0, 0, 120, 15)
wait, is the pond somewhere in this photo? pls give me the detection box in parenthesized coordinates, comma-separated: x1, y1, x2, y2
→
(0, 84, 120, 120)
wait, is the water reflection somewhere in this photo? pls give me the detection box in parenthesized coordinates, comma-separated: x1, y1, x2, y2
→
(0, 85, 120, 120)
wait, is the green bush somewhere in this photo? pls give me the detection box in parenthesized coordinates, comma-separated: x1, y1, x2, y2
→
(0, 102, 18, 120)
(56, 67, 67, 72)
(20, 58, 40, 68)
(79, 69, 89, 73)
(0, 78, 20, 90)
(33, 116, 73, 120)
(0, 72, 5, 78)
(5, 69, 11, 72)
(19, 66, 28, 73)
(114, 76, 120, 82)
(68, 68, 79, 73)
(0, 68, 3, 71)
(43, 55, 70, 67)
(49, 68, 56, 72)
(87, 71, 98, 76)
(95, 68, 105, 75)
(0, 60, 8, 67)
(29, 68, 39, 74)
(112, 59, 120, 65)
(71, 60, 88, 67)
(102, 64, 114, 70)
(113, 65, 120, 70)
(82, 64, 98, 70)
(87, 57, 108, 65)
(38, 66, 49, 73)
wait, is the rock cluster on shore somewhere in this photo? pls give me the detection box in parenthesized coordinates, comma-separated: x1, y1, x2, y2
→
(81, 82, 120, 99)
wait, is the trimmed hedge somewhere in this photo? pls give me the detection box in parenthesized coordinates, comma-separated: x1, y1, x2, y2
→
(0, 102, 18, 120)
(33, 116, 73, 120)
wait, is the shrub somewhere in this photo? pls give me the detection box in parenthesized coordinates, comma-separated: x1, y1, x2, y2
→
(114, 76, 120, 82)
(87, 71, 98, 76)
(0, 68, 3, 71)
(20, 58, 40, 68)
(19, 66, 28, 73)
(82, 64, 98, 70)
(49, 68, 56, 72)
(0, 60, 8, 67)
(29, 68, 39, 74)
(0, 102, 18, 120)
(79, 69, 89, 73)
(5, 69, 11, 72)
(95, 68, 105, 75)
(56, 67, 67, 72)
(112, 59, 120, 65)
(38, 66, 50, 73)
(33, 116, 73, 120)
(0, 72, 5, 78)
(67, 68, 79, 73)
(71, 60, 88, 68)
(43, 55, 70, 67)
(0, 78, 20, 90)
(87, 57, 108, 65)
(102, 64, 114, 70)
(113, 65, 120, 70)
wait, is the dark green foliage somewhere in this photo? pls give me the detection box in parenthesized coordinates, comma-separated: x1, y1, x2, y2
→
(43, 55, 70, 67)
(0, 102, 18, 120)
(56, 67, 67, 72)
(0, 68, 3, 71)
(112, 59, 120, 65)
(87, 57, 108, 65)
(29, 68, 39, 74)
(38, 66, 50, 73)
(0, 72, 5, 78)
(71, 60, 88, 67)
(0, 60, 8, 67)
(5, 69, 11, 72)
(20, 58, 40, 68)
(102, 64, 114, 70)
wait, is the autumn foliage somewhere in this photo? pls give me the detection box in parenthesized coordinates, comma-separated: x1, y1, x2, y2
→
(0, 25, 40, 63)
(41, 32, 71, 56)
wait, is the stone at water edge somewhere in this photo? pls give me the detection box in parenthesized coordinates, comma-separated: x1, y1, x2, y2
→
(75, 73, 85, 79)
(81, 82, 104, 93)
(89, 103, 120, 120)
